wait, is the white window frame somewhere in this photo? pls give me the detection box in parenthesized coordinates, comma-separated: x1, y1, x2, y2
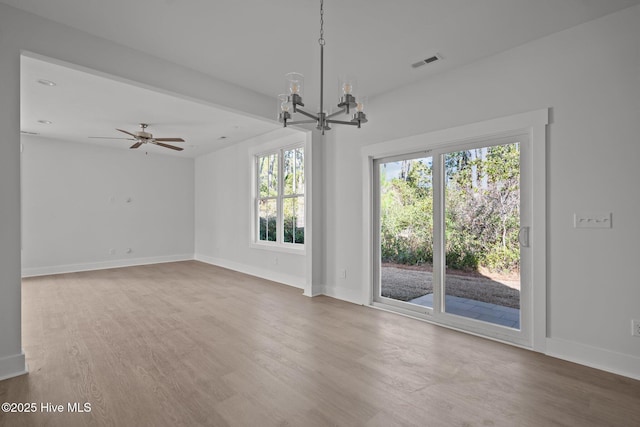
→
(252, 142, 306, 254)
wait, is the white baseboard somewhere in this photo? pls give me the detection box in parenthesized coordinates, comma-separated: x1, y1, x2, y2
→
(194, 254, 305, 290)
(321, 284, 365, 305)
(21, 254, 194, 278)
(0, 351, 28, 381)
(303, 287, 325, 297)
(546, 337, 640, 381)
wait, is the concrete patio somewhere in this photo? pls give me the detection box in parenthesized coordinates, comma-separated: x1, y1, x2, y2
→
(409, 293, 520, 329)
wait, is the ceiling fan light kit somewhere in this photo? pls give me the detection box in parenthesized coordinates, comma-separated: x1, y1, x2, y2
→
(278, 0, 368, 135)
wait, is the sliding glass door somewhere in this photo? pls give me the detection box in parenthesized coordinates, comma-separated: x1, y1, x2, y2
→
(376, 154, 435, 310)
(442, 142, 522, 329)
(373, 135, 530, 344)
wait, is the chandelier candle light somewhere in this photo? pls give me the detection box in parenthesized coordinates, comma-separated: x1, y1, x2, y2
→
(278, 0, 368, 135)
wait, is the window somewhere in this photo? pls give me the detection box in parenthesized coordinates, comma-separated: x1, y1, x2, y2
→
(256, 145, 304, 246)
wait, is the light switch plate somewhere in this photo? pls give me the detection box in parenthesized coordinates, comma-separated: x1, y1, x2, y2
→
(574, 212, 612, 229)
(632, 319, 640, 337)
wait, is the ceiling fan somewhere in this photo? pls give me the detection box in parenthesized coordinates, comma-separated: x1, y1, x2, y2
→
(89, 123, 185, 151)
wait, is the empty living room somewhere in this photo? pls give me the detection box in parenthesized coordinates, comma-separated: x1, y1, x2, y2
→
(1, 1, 639, 426)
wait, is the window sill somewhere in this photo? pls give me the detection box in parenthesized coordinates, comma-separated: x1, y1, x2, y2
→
(250, 241, 306, 255)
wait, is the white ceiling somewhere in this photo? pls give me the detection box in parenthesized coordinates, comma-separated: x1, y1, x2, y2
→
(21, 56, 286, 157)
(9, 0, 640, 157)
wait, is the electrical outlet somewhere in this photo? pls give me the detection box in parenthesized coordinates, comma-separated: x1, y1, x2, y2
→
(108, 248, 116, 255)
(273, 256, 278, 265)
(339, 269, 347, 279)
(632, 319, 640, 337)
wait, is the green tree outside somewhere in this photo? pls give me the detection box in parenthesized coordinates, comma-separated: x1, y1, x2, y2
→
(381, 143, 520, 274)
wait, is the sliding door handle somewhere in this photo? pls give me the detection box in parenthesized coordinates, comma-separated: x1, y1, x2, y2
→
(518, 226, 530, 248)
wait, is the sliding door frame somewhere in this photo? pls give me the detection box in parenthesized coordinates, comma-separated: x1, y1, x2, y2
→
(362, 109, 548, 351)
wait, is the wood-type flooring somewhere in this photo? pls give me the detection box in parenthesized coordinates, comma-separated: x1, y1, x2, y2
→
(1, 261, 639, 426)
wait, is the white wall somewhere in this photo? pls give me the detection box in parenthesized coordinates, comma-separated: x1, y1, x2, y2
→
(194, 129, 308, 288)
(21, 137, 194, 276)
(2, 1, 639, 382)
(0, 2, 274, 380)
(325, 6, 640, 378)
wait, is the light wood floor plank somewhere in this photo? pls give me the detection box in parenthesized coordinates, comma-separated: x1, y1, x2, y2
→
(1, 260, 639, 426)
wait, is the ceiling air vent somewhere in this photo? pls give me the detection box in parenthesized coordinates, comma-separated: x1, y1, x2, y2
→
(411, 54, 442, 69)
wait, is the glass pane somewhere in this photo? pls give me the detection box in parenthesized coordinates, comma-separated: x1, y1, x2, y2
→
(284, 149, 294, 194)
(284, 147, 304, 195)
(379, 157, 434, 308)
(443, 143, 521, 329)
(283, 196, 304, 244)
(296, 148, 304, 194)
(258, 153, 278, 198)
(259, 199, 277, 242)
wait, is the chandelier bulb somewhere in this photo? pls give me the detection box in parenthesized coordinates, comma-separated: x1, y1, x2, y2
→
(357, 96, 368, 112)
(276, 2, 367, 133)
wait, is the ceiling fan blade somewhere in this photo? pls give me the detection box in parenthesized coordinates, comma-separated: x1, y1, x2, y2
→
(88, 136, 135, 140)
(154, 137, 185, 142)
(116, 128, 138, 137)
(130, 141, 143, 149)
(153, 142, 184, 151)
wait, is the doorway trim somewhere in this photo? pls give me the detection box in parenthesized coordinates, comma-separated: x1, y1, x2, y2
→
(362, 109, 548, 351)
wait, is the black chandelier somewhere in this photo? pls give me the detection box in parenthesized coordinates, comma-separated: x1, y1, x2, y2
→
(278, 0, 368, 135)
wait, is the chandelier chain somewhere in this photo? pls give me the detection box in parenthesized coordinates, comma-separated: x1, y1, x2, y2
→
(319, 0, 325, 46)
